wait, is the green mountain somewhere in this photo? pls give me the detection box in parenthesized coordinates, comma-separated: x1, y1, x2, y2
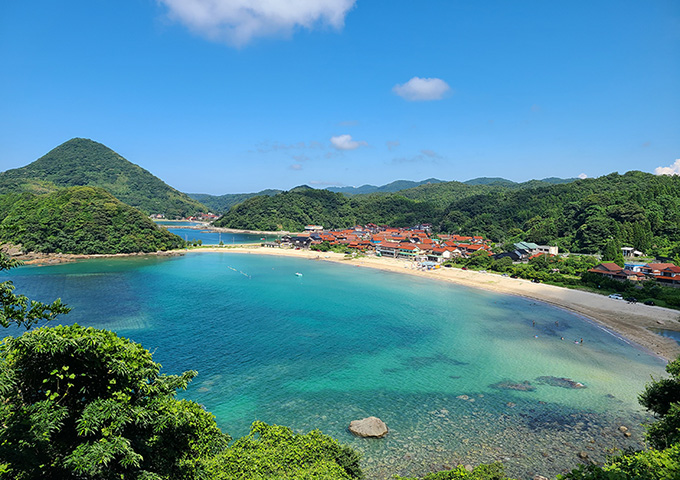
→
(0, 186, 185, 254)
(0, 138, 208, 218)
(188, 189, 282, 213)
(213, 187, 437, 231)
(213, 171, 680, 258)
(463, 176, 577, 187)
(395, 176, 579, 208)
(462, 177, 517, 187)
(326, 178, 443, 195)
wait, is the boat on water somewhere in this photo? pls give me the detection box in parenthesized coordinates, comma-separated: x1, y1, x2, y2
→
(295, 272, 303, 277)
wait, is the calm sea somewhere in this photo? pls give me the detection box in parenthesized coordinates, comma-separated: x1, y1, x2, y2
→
(4, 253, 667, 479)
(153, 220, 280, 245)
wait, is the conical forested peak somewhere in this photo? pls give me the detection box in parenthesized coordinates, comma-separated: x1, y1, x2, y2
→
(0, 138, 207, 217)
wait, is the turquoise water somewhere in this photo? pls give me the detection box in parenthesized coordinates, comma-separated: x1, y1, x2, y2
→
(164, 227, 279, 245)
(5, 253, 667, 478)
(153, 220, 280, 245)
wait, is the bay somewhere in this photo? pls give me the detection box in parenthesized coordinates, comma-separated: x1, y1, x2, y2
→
(5, 252, 666, 478)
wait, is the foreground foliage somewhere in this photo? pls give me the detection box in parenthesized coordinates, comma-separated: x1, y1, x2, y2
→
(0, 252, 70, 329)
(395, 462, 516, 480)
(0, 186, 185, 254)
(557, 443, 680, 479)
(207, 421, 363, 479)
(639, 357, 680, 450)
(0, 324, 229, 480)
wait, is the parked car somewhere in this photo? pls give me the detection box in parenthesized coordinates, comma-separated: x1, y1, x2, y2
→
(461, 267, 468, 270)
(531, 278, 540, 283)
(625, 297, 638, 304)
(644, 300, 655, 306)
(608, 293, 623, 300)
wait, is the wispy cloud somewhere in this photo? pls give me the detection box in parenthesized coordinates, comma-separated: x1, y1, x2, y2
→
(330, 134, 367, 151)
(338, 120, 359, 127)
(159, 0, 357, 46)
(655, 159, 680, 176)
(393, 77, 450, 101)
(386, 140, 400, 151)
(289, 163, 303, 171)
(420, 149, 440, 158)
(578, 173, 588, 179)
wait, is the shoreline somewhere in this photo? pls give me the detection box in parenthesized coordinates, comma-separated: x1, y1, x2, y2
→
(11, 244, 680, 361)
(11, 250, 184, 266)
(190, 245, 680, 362)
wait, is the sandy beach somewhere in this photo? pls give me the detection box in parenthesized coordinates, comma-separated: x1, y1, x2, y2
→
(194, 245, 680, 362)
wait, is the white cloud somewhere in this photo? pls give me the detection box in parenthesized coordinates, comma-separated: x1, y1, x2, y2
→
(655, 159, 680, 176)
(392, 77, 451, 101)
(330, 134, 366, 151)
(158, 0, 356, 46)
(578, 173, 588, 179)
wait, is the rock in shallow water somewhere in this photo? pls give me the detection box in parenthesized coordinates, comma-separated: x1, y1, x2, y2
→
(349, 416, 388, 438)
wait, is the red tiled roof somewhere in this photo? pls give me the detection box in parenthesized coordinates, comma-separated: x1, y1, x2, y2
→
(643, 263, 675, 271)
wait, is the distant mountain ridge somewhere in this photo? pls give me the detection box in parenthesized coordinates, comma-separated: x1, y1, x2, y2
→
(189, 189, 282, 213)
(0, 138, 208, 218)
(326, 178, 444, 195)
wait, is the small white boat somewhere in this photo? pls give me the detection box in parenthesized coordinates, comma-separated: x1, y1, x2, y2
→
(295, 272, 303, 277)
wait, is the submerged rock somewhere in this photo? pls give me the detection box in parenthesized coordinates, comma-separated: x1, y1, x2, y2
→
(349, 416, 388, 438)
(490, 380, 536, 391)
(536, 376, 586, 389)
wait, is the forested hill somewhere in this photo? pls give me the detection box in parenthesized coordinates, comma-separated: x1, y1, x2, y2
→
(0, 138, 208, 218)
(214, 172, 680, 257)
(0, 187, 185, 254)
(441, 171, 680, 255)
(189, 189, 282, 213)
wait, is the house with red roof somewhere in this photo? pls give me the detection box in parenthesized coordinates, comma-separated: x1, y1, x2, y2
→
(397, 243, 420, 260)
(375, 242, 401, 258)
(656, 265, 680, 287)
(640, 263, 677, 278)
(588, 263, 645, 281)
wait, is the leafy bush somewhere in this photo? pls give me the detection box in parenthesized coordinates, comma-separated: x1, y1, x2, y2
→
(395, 462, 515, 480)
(207, 421, 363, 479)
(0, 324, 229, 480)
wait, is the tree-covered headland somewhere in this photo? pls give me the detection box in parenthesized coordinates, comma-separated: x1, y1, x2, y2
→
(0, 186, 185, 254)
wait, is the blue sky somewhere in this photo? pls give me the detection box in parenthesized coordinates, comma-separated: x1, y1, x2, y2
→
(1, 1, 679, 194)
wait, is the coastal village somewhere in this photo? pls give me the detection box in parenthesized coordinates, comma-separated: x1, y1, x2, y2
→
(253, 223, 680, 287)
